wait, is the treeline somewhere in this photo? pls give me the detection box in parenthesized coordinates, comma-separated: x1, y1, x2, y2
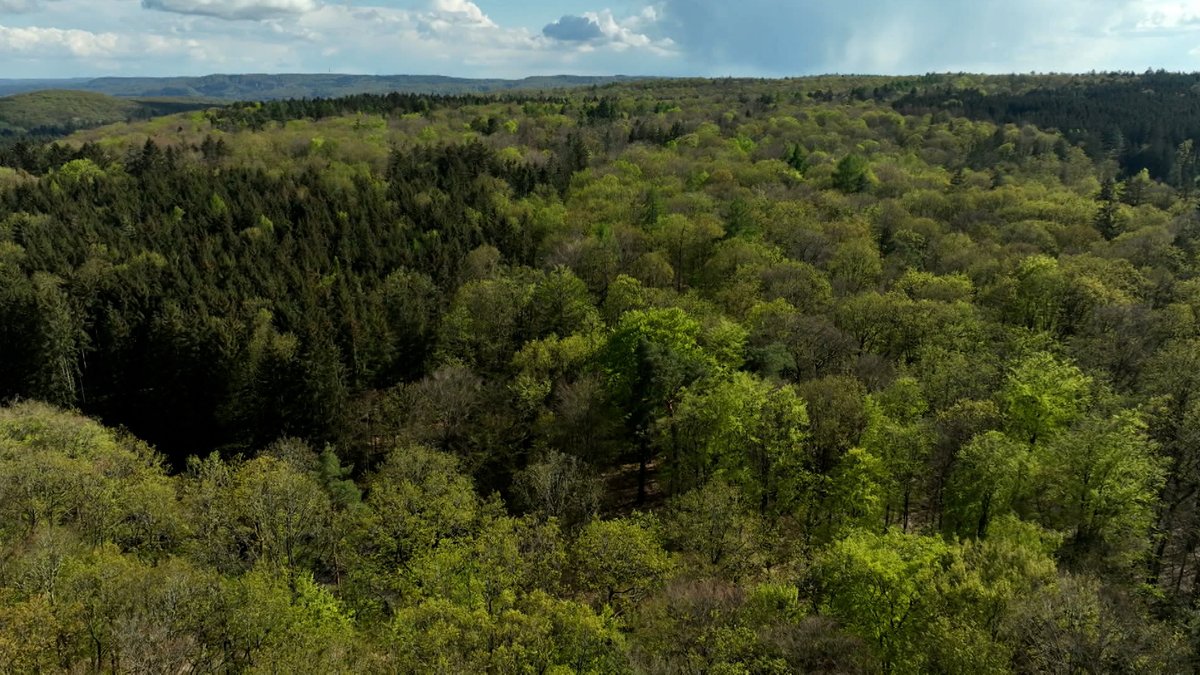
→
(895, 70, 1200, 182)
(3, 76, 1200, 671)
(208, 92, 578, 131)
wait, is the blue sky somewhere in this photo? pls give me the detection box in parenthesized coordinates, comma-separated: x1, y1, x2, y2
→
(2, 0, 1200, 78)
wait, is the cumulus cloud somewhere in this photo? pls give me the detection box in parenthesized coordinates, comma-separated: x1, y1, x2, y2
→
(589, 8, 672, 51)
(428, 0, 494, 28)
(540, 7, 672, 55)
(0, 24, 117, 56)
(0, 0, 678, 78)
(0, 22, 205, 60)
(141, 0, 319, 21)
(543, 14, 604, 41)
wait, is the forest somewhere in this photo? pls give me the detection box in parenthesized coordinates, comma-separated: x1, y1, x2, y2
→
(2, 73, 1200, 672)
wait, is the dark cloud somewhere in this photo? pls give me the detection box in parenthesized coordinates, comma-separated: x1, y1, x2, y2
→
(0, 0, 46, 12)
(543, 14, 603, 42)
(657, 0, 1131, 75)
(141, 0, 318, 21)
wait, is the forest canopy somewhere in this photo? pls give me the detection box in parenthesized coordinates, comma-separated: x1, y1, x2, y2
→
(2, 73, 1200, 673)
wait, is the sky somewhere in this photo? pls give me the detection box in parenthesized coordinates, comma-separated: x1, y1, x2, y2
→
(3, 0, 1200, 79)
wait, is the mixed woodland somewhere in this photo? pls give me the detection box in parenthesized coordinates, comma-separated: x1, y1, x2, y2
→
(3, 72, 1200, 672)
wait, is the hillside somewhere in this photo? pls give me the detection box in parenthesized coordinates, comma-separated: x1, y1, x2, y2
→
(0, 89, 216, 135)
(894, 70, 1200, 180)
(0, 90, 138, 133)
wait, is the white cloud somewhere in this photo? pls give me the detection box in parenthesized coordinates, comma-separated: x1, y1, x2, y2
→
(0, 24, 120, 56)
(142, 0, 320, 21)
(541, 5, 673, 56)
(586, 9, 672, 52)
(0, 20, 226, 75)
(253, 2, 675, 76)
(429, 0, 494, 28)
(1127, 0, 1200, 32)
(0, 1, 662, 78)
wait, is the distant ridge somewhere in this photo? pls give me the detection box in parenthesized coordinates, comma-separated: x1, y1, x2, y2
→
(0, 74, 648, 100)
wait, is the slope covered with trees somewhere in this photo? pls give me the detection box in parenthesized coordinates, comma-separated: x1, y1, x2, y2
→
(894, 70, 1200, 183)
(2, 74, 1200, 672)
(0, 90, 216, 139)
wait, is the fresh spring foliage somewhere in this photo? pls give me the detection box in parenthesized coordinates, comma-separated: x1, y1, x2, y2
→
(2, 73, 1200, 672)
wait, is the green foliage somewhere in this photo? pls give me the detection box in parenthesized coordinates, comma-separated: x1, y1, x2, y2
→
(665, 372, 809, 515)
(0, 402, 181, 551)
(3, 74, 1200, 670)
(663, 479, 761, 576)
(0, 90, 139, 133)
(815, 530, 954, 673)
(573, 517, 674, 612)
(1001, 351, 1091, 445)
(357, 444, 477, 558)
(945, 431, 1030, 538)
(832, 154, 875, 193)
(1035, 412, 1166, 567)
(514, 450, 602, 527)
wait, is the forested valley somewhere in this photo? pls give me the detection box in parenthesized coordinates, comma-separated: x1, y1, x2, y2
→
(3, 73, 1200, 673)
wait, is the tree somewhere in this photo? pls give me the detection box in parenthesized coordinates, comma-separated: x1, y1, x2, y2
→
(1122, 168, 1152, 207)
(231, 456, 333, 570)
(1171, 139, 1197, 198)
(814, 530, 953, 673)
(1003, 574, 1188, 673)
(377, 267, 440, 379)
(759, 259, 833, 315)
(528, 266, 600, 339)
(0, 402, 182, 551)
(0, 592, 60, 673)
(828, 240, 883, 294)
(573, 517, 673, 613)
(1004, 256, 1067, 334)
(28, 272, 84, 407)
(652, 214, 724, 292)
(861, 378, 933, 531)
(785, 143, 809, 174)
(437, 275, 532, 373)
(796, 375, 869, 476)
(514, 451, 603, 528)
(663, 479, 760, 576)
(355, 444, 477, 562)
(664, 372, 809, 516)
(1095, 177, 1122, 240)
(1000, 352, 1091, 445)
(602, 307, 716, 504)
(221, 568, 359, 672)
(944, 431, 1030, 539)
(929, 517, 1059, 674)
(832, 154, 874, 193)
(1033, 412, 1166, 567)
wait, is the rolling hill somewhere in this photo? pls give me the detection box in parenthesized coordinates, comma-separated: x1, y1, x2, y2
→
(0, 90, 138, 133)
(0, 89, 218, 135)
(0, 73, 648, 101)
